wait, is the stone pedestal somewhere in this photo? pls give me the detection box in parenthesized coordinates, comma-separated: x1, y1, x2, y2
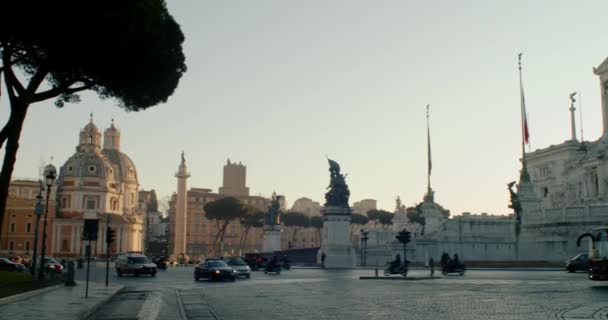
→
(263, 225, 282, 252)
(318, 206, 356, 268)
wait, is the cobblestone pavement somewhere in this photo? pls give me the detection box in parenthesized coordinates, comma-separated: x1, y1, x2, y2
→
(86, 264, 608, 320)
(184, 270, 608, 320)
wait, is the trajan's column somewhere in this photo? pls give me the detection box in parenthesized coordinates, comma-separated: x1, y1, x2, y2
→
(173, 152, 190, 261)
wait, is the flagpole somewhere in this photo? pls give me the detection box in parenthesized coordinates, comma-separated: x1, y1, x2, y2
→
(426, 104, 432, 194)
(518, 53, 531, 183)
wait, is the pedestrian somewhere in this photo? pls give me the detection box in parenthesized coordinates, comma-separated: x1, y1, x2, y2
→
(321, 252, 326, 268)
(429, 257, 435, 278)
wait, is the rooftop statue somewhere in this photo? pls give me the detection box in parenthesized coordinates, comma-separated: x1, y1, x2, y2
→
(265, 193, 283, 225)
(324, 158, 350, 208)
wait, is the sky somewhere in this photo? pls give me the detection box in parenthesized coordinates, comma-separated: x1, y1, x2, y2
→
(5, 0, 608, 216)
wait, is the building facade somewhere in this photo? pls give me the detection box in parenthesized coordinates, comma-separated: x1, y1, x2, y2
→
(169, 158, 270, 260)
(0, 180, 55, 258)
(364, 55, 608, 265)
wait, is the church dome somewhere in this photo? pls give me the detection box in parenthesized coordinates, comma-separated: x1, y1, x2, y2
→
(58, 151, 116, 181)
(102, 149, 138, 185)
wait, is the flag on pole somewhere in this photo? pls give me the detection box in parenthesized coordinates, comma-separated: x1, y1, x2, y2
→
(427, 104, 432, 176)
(520, 81, 530, 145)
(519, 53, 530, 145)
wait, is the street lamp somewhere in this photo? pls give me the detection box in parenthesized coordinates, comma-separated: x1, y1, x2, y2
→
(30, 181, 44, 276)
(39, 164, 57, 279)
(360, 229, 369, 267)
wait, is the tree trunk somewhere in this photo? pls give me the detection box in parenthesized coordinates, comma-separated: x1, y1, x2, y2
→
(241, 227, 251, 252)
(218, 221, 229, 255)
(0, 103, 29, 239)
(291, 227, 300, 247)
(210, 221, 222, 256)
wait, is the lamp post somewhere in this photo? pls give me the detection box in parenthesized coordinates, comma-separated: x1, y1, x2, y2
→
(39, 164, 57, 280)
(360, 229, 369, 267)
(30, 181, 45, 277)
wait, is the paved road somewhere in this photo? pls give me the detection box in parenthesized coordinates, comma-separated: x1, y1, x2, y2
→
(83, 263, 608, 320)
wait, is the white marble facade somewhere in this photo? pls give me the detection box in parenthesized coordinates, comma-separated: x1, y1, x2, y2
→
(363, 56, 608, 265)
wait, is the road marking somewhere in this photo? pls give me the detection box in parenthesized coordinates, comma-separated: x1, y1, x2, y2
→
(137, 292, 162, 320)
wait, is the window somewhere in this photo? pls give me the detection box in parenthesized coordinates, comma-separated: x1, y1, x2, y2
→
(26, 223, 31, 233)
(8, 241, 14, 251)
(88, 165, 96, 173)
(62, 239, 69, 251)
(86, 198, 96, 210)
(539, 166, 551, 178)
(61, 197, 68, 209)
(543, 187, 549, 198)
(10, 223, 15, 233)
(25, 241, 30, 251)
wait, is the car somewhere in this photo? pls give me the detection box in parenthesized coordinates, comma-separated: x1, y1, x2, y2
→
(0, 258, 27, 273)
(115, 254, 157, 277)
(222, 257, 251, 278)
(194, 260, 237, 281)
(566, 253, 589, 273)
(243, 253, 269, 271)
(30, 257, 64, 273)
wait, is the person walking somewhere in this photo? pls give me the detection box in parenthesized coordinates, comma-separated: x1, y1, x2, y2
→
(321, 252, 326, 268)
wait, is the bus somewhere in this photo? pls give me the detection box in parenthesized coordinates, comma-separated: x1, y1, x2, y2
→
(577, 227, 608, 281)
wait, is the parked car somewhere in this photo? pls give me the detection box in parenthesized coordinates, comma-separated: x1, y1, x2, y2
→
(30, 257, 64, 273)
(115, 254, 157, 277)
(0, 258, 27, 273)
(194, 260, 236, 281)
(243, 253, 268, 271)
(566, 253, 589, 272)
(222, 257, 251, 278)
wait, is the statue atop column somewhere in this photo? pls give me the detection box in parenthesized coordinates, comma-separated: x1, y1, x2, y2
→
(324, 158, 350, 208)
(265, 193, 283, 225)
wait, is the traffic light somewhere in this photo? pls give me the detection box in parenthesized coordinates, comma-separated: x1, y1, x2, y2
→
(395, 229, 412, 244)
(106, 227, 116, 244)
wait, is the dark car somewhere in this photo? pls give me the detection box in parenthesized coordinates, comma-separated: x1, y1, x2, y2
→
(0, 258, 27, 273)
(194, 260, 236, 281)
(243, 253, 268, 271)
(566, 253, 589, 272)
(30, 257, 64, 274)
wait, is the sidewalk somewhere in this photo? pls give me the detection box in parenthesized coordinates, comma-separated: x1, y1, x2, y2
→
(0, 281, 123, 320)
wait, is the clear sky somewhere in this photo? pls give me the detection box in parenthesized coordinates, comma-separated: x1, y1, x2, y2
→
(5, 0, 608, 215)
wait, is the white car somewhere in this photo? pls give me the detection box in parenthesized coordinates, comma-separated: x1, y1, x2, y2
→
(223, 257, 251, 278)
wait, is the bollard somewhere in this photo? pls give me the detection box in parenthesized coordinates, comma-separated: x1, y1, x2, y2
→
(65, 260, 76, 286)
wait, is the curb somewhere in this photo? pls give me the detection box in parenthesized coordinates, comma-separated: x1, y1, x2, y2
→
(0, 283, 62, 306)
(80, 285, 125, 320)
(359, 276, 437, 281)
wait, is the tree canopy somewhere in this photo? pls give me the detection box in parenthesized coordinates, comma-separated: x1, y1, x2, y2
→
(0, 1, 186, 110)
(351, 213, 369, 226)
(0, 1, 186, 238)
(204, 197, 247, 223)
(367, 209, 394, 228)
(282, 211, 310, 228)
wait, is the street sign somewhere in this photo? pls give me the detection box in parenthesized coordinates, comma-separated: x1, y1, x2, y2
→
(83, 219, 99, 241)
